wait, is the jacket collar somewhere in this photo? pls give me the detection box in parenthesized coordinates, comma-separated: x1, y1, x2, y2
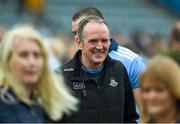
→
(109, 38, 119, 52)
(71, 50, 115, 80)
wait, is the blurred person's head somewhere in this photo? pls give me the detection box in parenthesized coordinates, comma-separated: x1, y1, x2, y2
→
(162, 49, 180, 65)
(0, 25, 78, 121)
(46, 37, 67, 62)
(147, 35, 165, 58)
(0, 26, 6, 43)
(76, 15, 110, 69)
(62, 40, 78, 63)
(72, 7, 104, 40)
(139, 55, 180, 123)
(0, 25, 46, 89)
(169, 22, 180, 50)
(131, 30, 152, 56)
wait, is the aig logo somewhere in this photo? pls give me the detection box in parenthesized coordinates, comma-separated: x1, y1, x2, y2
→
(73, 82, 85, 90)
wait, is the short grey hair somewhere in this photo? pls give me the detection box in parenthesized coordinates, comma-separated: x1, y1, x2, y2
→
(77, 15, 109, 41)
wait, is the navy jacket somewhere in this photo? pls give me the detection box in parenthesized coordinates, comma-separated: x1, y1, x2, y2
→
(0, 88, 48, 123)
(56, 50, 139, 123)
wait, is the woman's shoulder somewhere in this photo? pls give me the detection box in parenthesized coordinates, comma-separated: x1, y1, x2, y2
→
(0, 87, 18, 105)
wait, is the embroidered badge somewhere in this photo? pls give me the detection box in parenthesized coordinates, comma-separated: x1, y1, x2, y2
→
(73, 82, 85, 90)
(64, 68, 74, 72)
(109, 77, 118, 87)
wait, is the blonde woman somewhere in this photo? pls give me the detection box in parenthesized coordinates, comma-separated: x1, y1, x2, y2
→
(0, 25, 78, 123)
(139, 55, 180, 123)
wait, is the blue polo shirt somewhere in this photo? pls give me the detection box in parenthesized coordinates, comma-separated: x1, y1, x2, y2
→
(108, 39, 145, 89)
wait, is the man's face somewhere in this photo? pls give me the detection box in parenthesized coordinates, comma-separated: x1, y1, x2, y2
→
(72, 16, 86, 41)
(78, 21, 110, 69)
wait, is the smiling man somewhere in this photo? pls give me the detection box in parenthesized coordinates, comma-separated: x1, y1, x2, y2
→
(56, 15, 138, 123)
(77, 16, 110, 69)
(71, 7, 145, 106)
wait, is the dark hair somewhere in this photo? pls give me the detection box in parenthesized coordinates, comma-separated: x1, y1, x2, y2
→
(162, 49, 180, 65)
(72, 7, 104, 22)
(77, 15, 109, 41)
(171, 22, 180, 42)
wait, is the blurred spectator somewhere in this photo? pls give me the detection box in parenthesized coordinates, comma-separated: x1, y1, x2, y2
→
(24, 0, 44, 14)
(130, 30, 166, 64)
(139, 55, 180, 123)
(169, 21, 180, 50)
(0, 25, 78, 122)
(131, 30, 152, 58)
(61, 40, 78, 63)
(131, 30, 152, 55)
(24, 0, 45, 23)
(162, 49, 180, 65)
(46, 37, 67, 68)
(111, 33, 142, 54)
(130, 30, 152, 64)
(111, 33, 128, 46)
(147, 34, 165, 58)
(0, 26, 6, 43)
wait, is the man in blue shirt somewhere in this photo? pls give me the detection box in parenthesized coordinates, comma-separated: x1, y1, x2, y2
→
(72, 7, 145, 104)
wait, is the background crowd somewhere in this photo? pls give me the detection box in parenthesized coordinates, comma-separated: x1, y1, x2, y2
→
(0, 0, 180, 64)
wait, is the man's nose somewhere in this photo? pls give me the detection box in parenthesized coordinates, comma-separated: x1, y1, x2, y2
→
(96, 41, 103, 49)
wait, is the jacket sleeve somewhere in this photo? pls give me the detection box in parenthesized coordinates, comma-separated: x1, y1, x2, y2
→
(123, 68, 139, 122)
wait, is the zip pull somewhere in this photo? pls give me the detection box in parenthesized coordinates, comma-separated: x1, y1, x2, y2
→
(82, 90, 87, 98)
(97, 85, 100, 90)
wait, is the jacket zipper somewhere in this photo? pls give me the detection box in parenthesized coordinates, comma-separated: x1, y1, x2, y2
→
(30, 106, 37, 122)
(97, 82, 105, 122)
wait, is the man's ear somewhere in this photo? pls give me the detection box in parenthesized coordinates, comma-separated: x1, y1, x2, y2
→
(75, 36, 82, 49)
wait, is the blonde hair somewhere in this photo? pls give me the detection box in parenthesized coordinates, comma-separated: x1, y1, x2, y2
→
(139, 55, 180, 123)
(0, 25, 78, 121)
